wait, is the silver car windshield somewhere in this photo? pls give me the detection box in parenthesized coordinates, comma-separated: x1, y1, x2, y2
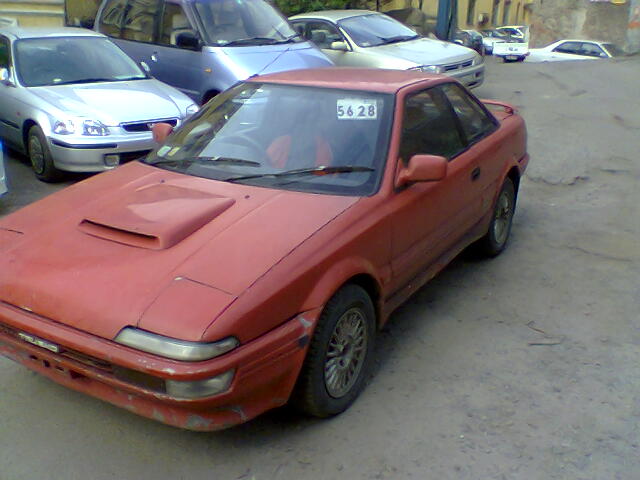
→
(145, 83, 393, 196)
(337, 14, 419, 48)
(193, 0, 298, 46)
(15, 37, 146, 88)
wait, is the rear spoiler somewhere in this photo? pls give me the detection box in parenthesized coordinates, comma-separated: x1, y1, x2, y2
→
(481, 100, 517, 115)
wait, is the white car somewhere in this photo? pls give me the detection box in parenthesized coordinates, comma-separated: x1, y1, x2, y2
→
(290, 10, 484, 89)
(526, 39, 623, 63)
(495, 26, 527, 40)
(0, 140, 6, 197)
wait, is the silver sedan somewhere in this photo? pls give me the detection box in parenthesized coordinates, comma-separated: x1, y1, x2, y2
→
(290, 10, 484, 89)
(0, 27, 198, 182)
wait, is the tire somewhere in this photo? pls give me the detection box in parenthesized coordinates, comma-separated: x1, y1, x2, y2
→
(28, 125, 62, 182)
(291, 284, 376, 418)
(476, 178, 516, 257)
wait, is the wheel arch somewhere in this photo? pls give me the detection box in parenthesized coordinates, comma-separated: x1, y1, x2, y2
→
(22, 119, 38, 150)
(506, 166, 521, 199)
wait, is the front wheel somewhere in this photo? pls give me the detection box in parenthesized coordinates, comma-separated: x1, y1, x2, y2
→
(28, 125, 62, 182)
(476, 178, 516, 257)
(291, 284, 376, 417)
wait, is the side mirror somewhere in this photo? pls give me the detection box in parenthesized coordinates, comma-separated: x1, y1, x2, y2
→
(396, 154, 447, 188)
(330, 41, 349, 52)
(0, 68, 14, 87)
(152, 123, 175, 143)
(176, 31, 201, 51)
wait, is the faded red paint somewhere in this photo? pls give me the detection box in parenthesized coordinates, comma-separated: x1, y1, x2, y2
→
(0, 69, 528, 430)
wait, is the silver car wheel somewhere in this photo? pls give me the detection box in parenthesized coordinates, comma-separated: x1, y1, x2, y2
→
(29, 135, 45, 175)
(324, 307, 368, 398)
(493, 189, 513, 246)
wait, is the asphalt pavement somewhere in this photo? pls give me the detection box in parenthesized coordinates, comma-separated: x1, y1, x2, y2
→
(1, 55, 639, 480)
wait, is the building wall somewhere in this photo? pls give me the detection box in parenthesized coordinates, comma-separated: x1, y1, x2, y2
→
(529, 0, 637, 51)
(0, 0, 65, 27)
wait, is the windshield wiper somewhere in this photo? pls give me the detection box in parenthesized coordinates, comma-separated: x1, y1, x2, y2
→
(272, 33, 302, 44)
(378, 34, 419, 45)
(150, 156, 261, 167)
(53, 77, 118, 86)
(222, 37, 279, 46)
(226, 165, 375, 183)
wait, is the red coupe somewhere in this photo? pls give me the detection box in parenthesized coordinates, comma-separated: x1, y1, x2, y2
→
(0, 69, 528, 430)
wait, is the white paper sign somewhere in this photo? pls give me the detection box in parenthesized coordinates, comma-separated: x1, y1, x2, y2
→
(337, 99, 378, 120)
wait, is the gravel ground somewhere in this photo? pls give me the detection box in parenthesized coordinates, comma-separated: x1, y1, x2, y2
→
(1, 55, 639, 480)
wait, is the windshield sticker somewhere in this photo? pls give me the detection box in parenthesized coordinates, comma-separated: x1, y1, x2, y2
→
(337, 99, 378, 120)
(157, 145, 172, 158)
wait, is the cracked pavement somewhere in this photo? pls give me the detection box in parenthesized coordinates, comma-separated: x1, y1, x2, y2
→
(1, 55, 639, 480)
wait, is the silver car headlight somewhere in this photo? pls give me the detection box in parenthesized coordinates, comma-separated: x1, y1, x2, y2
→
(409, 65, 444, 74)
(115, 327, 239, 361)
(82, 119, 110, 136)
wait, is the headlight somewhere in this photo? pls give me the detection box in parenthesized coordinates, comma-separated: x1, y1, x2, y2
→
(82, 119, 109, 136)
(115, 327, 239, 361)
(165, 370, 235, 399)
(472, 54, 484, 66)
(409, 65, 444, 74)
(185, 104, 199, 116)
(53, 120, 76, 135)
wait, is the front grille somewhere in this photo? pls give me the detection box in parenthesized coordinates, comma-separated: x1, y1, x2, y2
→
(444, 60, 474, 71)
(121, 118, 178, 133)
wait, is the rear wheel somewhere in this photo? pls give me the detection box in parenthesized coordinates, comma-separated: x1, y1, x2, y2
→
(28, 125, 62, 182)
(292, 284, 376, 417)
(476, 178, 516, 257)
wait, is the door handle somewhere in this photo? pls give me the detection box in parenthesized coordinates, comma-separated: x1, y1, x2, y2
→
(471, 167, 481, 181)
(151, 53, 158, 62)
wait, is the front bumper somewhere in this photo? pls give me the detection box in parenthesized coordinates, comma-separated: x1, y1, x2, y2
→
(48, 132, 156, 172)
(446, 63, 485, 89)
(0, 301, 321, 431)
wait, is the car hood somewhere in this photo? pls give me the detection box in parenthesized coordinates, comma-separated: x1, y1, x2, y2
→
(210, 41, 333, 77)
(368, 37, 476, 66)
(29, 79, 185, 125)
(0, 162, 358, 341)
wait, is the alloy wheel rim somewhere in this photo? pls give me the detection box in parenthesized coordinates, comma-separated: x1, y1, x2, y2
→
(324, 307, 368, 398)
(29, 137, 45, 174)
(493, 191, 512, 245)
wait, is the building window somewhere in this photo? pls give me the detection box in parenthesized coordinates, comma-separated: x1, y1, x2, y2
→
(502, 0, 512, 25)
(491, 0, 500, 26)
(467, 0, 477, 25)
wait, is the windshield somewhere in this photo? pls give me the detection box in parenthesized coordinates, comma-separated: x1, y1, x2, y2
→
(193, 0, 298, 46)
(602, 43, 624, 57)
(15, 37, 146, 87)
(338, 14, 419, 48)
(145, 83, 393, 196)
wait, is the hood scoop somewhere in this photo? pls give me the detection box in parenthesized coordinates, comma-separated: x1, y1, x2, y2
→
(78, 183, 235, 250)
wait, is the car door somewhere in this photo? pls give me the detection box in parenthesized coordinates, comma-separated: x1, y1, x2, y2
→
(387, 86, 480, 291)
(550, 41, 585, 61)
(579, 42, 608, 58)
(0, 36, 22, 148)
(150, 0, 203, 100)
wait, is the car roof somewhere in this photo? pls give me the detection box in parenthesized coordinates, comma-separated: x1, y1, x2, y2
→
(0, 26, 104, 41)
(290, 9, 380, 22)
(249, 68, 448, 94)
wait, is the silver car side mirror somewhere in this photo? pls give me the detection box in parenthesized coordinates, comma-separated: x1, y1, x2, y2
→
(330, 41, 349, 52)
(0, 68, 15, 87)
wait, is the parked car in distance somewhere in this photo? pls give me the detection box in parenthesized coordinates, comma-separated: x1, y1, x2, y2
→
(0, 140, 6, 197)
(290, 10, 484, 89)
(0, 27, 199, 182)
(95, 0, 333, 105)
(526, 39, 624, 62)
(493, 40, 529, 62)
(495, 25, 527, 40)
(453, 29, 484, 56)
(0, 68, 528, 430)
(479, 29, 507, 54)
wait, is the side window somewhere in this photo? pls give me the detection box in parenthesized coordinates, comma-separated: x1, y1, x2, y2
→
(97, 0, 127, 38)
(304, 21, 343, 49)
(440, 83, 496, 144)
(399, 89, 465, 162)
(159, 2, 195, 47)
(553, 42, 581, 55)
(580, 43, 606, 58)
(0, 37, 10, 69)
(121, 0, 158, 43)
